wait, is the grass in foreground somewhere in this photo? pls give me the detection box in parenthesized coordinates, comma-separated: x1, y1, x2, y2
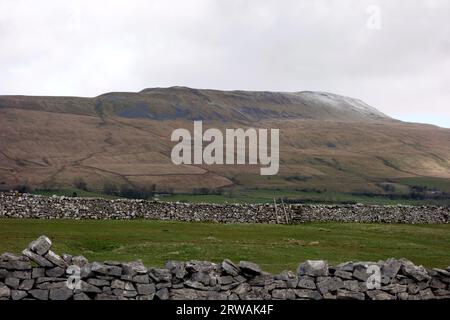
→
(0, 219, 449, 273)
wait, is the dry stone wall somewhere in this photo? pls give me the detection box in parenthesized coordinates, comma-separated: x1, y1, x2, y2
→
(0, 236, 449, 300)
(0, 192, 449, 224)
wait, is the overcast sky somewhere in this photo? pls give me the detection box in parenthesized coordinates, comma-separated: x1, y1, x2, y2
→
(1, 0, 449, 127)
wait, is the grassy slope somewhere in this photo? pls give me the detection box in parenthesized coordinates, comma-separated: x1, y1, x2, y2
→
(1, 219, 449, 273)
(1, 107, 449, 195)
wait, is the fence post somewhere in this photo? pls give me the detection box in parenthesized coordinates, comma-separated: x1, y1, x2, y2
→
(281, 198, 289, 224)
(273, 198, 280, 224)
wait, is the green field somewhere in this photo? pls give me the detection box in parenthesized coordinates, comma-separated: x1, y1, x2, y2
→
(33, 187, 450, 206)
(31, 175, 450, 206)
(395, 177, 450, 194)
(1, 219, 449, 273)
(160, 189, 450, 205)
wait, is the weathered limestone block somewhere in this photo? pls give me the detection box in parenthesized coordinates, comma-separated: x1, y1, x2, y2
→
(62, 254, 73, 265)
(91, 262, 122, 276)
(247, 287, 271, 300)
(19, 279, 34, 291)
(170, 288, 228, 300)
(29, 236, 52, 255)
(239, 261, 262, 275)
(381, 258, 402, 282)
(297, 276, 316, 289)
(397, 292, 409, 300)
(0, 269, 7, 278)
(271, 289, 295, 300)
(233, 283, 251, 297)
(137, 294, 155, 300)
(95, 293, 120, 300)
(317, 277, 344, 295)
(366, 289, 395, 300)
(46, 266, 65, 278)
(136, 283, 155, 295)
(165, 261, 187, 279)
(408, 283, 420, 295)
(76, 280, 102, 293)
(122, 261, 147, 276)
(10, 270, 31, 280)
(11, 290, 27, 300)
(294, 289, 322, 300)
(29, 289, 49, 300)
(429, 278, 447, 289)
(35, 276, 66, 284)
(419, 288, 435, 300)
(334, 262, 354, 272)
(71, 256, 88, 267)
(334, 270, 353, 280)
(0, 284, 11, 298)
(123, 289, 137, 298)
(400, 260, 431, 282)
(22, 249, 53, 267)
(219, 275, 234, 285)
(149, 268, 172, 282)
(36, 281, 67, 290)
(297, 260, 328, 277)
(156, 282, 172, 290)
(87, 278, 110, 287)
(45, 251, 68, 268)
(73, 292, 91, 300)
(222, 259, 240, 276)
(352, 264, 371, 282)
(111, 279, 125, 289)
(155, 287, 169, 300)
(5, 277, 20, 289)
(343, 280, 360, 292)
(191, 271, 214, 286)
(275, 270, 298, 288)
(131, 274, 149, 284)
(32, 268, 45, 278)
(336, 289, 365, 300)
(0, 253, 31, 270)
(49, 287, 73, 300)
(433, 289, 450, 296)
(381, 284, 407, 294)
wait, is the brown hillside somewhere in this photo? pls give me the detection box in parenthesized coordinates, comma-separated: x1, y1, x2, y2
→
(0, 87, 449, 194)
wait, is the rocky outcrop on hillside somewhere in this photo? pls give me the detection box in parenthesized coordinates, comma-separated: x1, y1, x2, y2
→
(0, 236, 449, 300)
(0, 192, 449, 224)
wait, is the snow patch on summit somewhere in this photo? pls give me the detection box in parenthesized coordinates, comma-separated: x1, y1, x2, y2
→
(297, 91, 389, 119)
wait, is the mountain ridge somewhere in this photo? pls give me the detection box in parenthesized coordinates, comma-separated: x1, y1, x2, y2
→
(0, 87, 391, 122)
